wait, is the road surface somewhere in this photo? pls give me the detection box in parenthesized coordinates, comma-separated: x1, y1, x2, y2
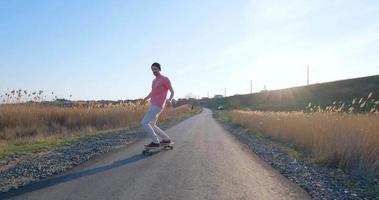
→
(3, 108, 311, 200)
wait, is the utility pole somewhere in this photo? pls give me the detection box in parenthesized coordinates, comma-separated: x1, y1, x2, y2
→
(224, 87, 226, 97)
(250, 80, 253, 93)
(307, 65, 310, 85)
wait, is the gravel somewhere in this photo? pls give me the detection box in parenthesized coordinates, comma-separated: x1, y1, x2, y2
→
(213, 112, 379, 200)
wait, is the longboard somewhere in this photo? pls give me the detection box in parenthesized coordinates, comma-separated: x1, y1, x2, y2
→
(142, 142, 174, 156)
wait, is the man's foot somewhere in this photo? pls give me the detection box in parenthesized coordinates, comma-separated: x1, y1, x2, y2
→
(160, 140, 172, 145)
(144, 142, 160, 148)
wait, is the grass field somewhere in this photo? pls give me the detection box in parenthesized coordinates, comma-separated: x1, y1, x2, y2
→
(226, 109, 379, 178)
(0, 102, 197, 158)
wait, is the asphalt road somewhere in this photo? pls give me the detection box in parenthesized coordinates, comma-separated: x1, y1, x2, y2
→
(4, 108, 311, 200)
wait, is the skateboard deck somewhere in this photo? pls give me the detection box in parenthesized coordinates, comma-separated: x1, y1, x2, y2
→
(142, 142, 174, 155)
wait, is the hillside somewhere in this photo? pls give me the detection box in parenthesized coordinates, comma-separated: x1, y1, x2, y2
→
(208, 74, 379, 111)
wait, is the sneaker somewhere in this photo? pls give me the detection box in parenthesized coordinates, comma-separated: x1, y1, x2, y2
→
(144, 142, 160, 148)
(160, 140, 172, 145)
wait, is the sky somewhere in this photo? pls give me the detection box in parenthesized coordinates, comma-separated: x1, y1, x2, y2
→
(1, 0, 379, 101)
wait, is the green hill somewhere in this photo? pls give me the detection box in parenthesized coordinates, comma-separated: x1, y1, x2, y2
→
(208, 74, 379, 111)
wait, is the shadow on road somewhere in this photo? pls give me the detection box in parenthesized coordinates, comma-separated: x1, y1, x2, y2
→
(0, 154, 148, 199)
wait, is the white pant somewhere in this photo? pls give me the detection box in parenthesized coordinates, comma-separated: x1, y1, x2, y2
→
(141, 105, 171, 144)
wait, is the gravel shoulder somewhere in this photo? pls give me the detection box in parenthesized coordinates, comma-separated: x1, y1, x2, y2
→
(213, 111, 379, 200)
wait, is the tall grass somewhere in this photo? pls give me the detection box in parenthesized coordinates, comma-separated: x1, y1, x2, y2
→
(0, 103, 194, 146)
(305, 92, 379, 113)
(227, 109, 379, 178)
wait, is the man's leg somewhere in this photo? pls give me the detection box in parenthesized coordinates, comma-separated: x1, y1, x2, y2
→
(141, 106, 162, 144)
(150, 110, 171, 141)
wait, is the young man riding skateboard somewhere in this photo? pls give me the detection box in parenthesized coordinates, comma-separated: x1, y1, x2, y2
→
(141, 62, 174, 148)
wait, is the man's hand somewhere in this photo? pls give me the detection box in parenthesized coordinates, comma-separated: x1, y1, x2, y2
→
(166, 99, 173, 107)
(140, 99, 147, 105)
(141, 92, 152, 106)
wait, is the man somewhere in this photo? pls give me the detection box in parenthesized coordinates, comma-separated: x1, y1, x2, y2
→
(141, 62, 174, 148)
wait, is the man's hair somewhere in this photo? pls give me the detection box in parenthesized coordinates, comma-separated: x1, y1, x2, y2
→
(151, 62, 161, 71)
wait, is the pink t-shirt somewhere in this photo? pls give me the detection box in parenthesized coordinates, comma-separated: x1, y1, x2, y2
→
(151, 74, 171, 108)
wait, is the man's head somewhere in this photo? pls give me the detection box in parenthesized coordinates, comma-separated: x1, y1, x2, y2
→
(151, 62, 161, 76)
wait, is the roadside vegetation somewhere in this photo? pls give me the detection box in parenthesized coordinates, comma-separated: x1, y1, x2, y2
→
(0, 89, 199, 158)
(221, 92, 379, 179)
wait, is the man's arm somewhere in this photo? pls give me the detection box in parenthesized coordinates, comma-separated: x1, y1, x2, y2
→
(167, 78, 174, 102)
(165, 77, 174, 107)
(166, 85, 174, 107)
(141, 92, 152, 105)
(168, 86, 174, 101)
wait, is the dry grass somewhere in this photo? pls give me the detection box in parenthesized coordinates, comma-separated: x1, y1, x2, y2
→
(227, 110, 379, 177)
(0, 103, 195, 146)
(305, 92, 379, 113)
